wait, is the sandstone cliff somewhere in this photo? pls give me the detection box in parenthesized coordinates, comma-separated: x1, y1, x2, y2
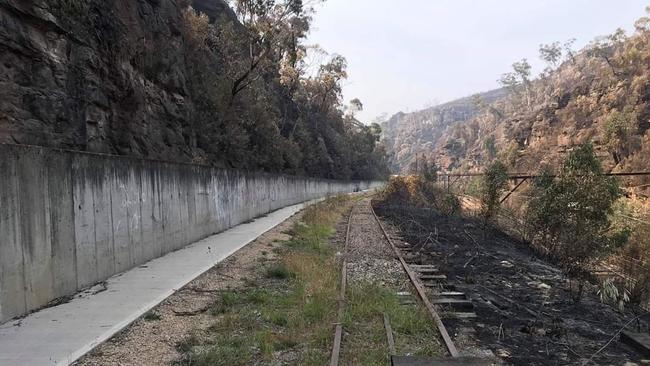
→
(1, 0, 210, 159)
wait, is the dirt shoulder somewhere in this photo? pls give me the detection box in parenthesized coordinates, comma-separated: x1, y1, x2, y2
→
(75, 210, 298, 366)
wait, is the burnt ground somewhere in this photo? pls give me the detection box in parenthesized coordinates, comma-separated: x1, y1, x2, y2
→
(374, 203, 650, 366)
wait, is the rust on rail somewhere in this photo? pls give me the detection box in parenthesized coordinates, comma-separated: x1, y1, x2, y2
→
(370, 203, 460, 358)
(329, 206, 354, 366)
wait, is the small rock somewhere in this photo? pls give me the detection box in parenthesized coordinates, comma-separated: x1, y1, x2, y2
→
(500, 260, 514, 268)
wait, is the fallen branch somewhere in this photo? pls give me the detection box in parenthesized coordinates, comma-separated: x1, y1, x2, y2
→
(463, 253, 478, 268)
(581, 313, 647, 365)
(550, 341, 585, 359)
(185, 287, 224, 294)
(172, 305, 211, 316)
(477, 284, 541, 318)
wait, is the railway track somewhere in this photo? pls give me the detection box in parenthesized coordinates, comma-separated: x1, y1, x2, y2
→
(329, 201, 353, 366)
(329, 199, 489, 365)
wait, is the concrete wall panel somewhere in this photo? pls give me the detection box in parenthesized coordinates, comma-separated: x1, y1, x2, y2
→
(17, 149, 54, 312)
(0, 150, 26, 320)
(72, 156, 98, 289)
(93, 164, 115, 283)
(110, 161, 133, 274)
(0, 144, 383, 323)
(47, 152, 77, 299)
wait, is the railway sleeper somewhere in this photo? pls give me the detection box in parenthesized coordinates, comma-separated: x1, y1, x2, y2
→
(442, 311, 478, 320)
(413, 268, 440, 274)
(397, 291, 418, 306)
(419, 274, 448, 281)
(430, 298, 475, 312)
(434, 291, 467, 299)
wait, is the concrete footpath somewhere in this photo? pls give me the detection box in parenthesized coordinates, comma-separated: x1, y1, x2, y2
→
(0, 200, 317, 366)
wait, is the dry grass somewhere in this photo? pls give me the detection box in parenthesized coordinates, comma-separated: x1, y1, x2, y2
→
(610, 196, 650, 305)
(380, 176, 460, 215)
(174, 195, 353, 366)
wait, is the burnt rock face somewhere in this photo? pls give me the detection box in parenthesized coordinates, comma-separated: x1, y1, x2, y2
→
(0, 0, 232, 161)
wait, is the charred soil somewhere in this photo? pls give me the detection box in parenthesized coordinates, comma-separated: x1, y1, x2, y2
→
(374, 203, 649, 366)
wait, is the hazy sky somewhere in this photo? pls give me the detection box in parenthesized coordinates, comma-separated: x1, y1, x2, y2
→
(308, 0, 649, 123)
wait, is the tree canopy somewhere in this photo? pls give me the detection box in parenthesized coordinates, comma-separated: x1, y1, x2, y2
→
(180, 0, 389, 180)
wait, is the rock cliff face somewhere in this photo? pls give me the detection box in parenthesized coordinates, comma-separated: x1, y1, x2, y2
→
(0, 0, 231, 161)
(0, 0, 390, 180)
(381, 88, 507, 172)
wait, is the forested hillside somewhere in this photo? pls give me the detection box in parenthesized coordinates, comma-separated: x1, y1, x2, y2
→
(0, 0, 388, 180)
(382, 8, 650, 189)
(381, 88, 507, 172)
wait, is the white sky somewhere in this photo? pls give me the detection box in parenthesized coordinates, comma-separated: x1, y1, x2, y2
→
(307, 0, 649, 123)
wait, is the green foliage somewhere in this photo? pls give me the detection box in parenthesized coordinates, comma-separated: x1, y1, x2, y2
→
(143, 311, 161, 321)
(179, 3, 388, 179)
(597, 277, 630, 312)
(610, 200, 650, 304)
(602, 107, 638, 163)
(265, 263, 294, 280)
(343, 283, 441, 362)
(527, 144, 625, 289)
(500, 141, 519, 168)
(479, 160, 509, 225)
(436, 190, 461, 216)
(482, 135, 498, 160)
(444, 138, 464, 154)
(498, 58, 533, 109)
(539, 42, 562, 68)
(422, 160, 439, 182)
(464, 176, 482, 198)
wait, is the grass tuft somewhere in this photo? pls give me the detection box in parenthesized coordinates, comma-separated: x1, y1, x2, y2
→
(143, 311, 161, 321)
(265, 263, 294, 279)
(342, 283, 442, 363)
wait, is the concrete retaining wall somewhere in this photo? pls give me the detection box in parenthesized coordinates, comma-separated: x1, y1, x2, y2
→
(0, 144, 382, 323)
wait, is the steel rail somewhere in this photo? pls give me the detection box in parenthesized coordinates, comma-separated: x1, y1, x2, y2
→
(370, 203, 460, 358)
(329, 205, 354, 366)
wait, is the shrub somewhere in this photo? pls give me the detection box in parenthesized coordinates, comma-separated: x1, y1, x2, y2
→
(143, 311, 161, 321)
(421, 160, 439, 182)
(526, 144, 626, 301)
(602, 106, 638, 163)
(479, 160, 509, 226)
(265, 263, 294, 280)
(380, 175, 460, 215)
(500, 141, 520, 168)
(483, 135, 498, 159)
(611, 199, 650, 304)
(380, 176, 428, 206)
(57, 0, 88, 16)
(597, 277, 630, 311)
(435, 189, 461, 216)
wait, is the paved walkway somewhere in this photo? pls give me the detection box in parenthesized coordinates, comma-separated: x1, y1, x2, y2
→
(0, 200, 317, 366)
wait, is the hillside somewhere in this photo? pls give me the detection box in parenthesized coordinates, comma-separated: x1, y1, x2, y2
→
(381, 15, 650, 190)
(0, 0, 388, 180)
(381, 88, 507, 172)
